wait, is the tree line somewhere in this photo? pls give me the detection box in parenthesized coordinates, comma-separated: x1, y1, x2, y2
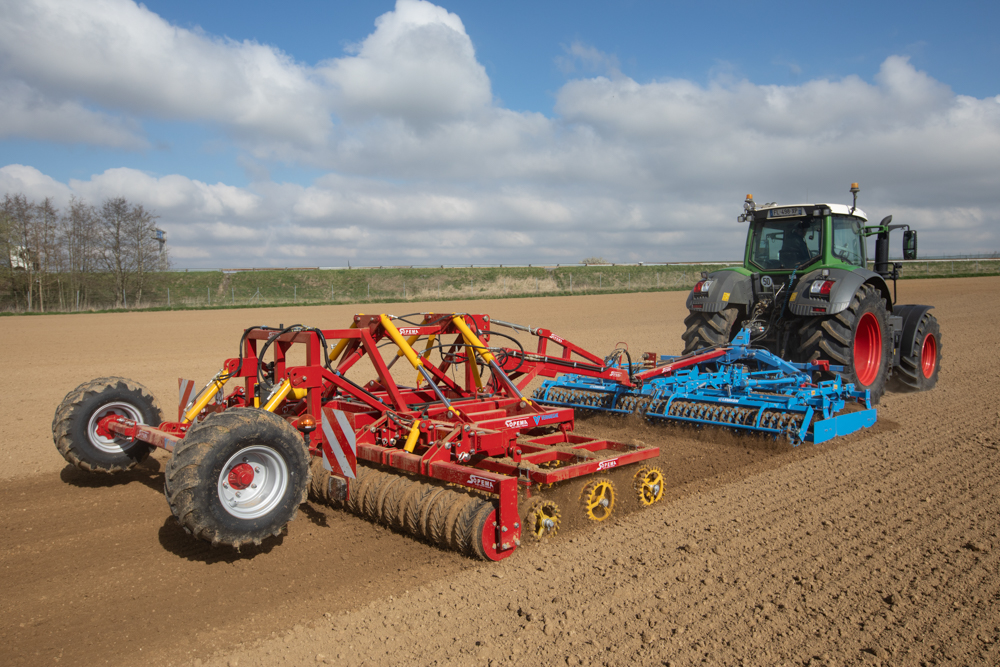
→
(0, 193, 169, 311)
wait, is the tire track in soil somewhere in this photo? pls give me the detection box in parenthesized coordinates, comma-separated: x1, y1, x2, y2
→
(0, 427, 796, 667)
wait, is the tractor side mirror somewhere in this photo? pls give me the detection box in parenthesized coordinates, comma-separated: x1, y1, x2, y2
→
(903, 230, 918, 260)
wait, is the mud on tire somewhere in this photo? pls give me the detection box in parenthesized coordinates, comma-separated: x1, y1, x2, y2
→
(890, 311, 942, 392)
(681, 308, 740, 354)
(52, 376, 162, 473)
(795, 283, 890, 403)
(164, 409, 310, 548)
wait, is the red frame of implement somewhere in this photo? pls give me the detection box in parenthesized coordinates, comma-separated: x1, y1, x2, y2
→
(105, 313, 659, 560)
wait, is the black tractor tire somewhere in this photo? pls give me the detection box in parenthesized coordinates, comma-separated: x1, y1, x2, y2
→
(164, 408, 311, 548)
(52, 376, 162, 473)
(795, 283, 891, 404)
(681, 308, 740, 354)
(890, 311, 942, 392)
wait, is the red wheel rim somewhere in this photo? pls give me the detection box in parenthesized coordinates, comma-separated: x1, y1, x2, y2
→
(477, 509, 516, 562)
(853, 312, 882, 386)
(920, 334, 937, 379)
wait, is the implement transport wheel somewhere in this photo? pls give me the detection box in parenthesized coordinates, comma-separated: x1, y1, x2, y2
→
(580, 479, 616, 522)
(52, 376, 162, 473)
(633, 466, 665, 506)
(681, 307, 740, 354)
(164, 409, 310, 548)
(890, 312, 942, 392)
(795, 283, 890, 403)
(524, 499, 561, 541)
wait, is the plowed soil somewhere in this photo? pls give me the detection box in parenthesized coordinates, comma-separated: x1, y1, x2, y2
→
(1, 277, 998, 667)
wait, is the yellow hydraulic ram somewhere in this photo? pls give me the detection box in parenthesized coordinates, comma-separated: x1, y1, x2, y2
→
(181, 370, 231, 424)
(260, 378, 308, 412)
(327, 319, 359, 364)
(451, 314, 532, 406)
(380, 314, 461, 417)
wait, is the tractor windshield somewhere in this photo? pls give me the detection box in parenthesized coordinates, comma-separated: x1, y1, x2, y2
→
(749, 216, 823, 270)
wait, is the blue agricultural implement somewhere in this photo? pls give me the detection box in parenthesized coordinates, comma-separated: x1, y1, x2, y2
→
(529, 327, 876, 445)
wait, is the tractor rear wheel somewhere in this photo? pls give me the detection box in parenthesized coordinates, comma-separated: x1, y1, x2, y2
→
(164, 408, 310, 548)
(681, 308, 739, 354)
(52, 376, 161, 473)
(890, 311, 942, 391)
(795, 283, 890, 403)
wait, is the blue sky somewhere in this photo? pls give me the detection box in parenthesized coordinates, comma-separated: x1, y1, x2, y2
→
(1, 0, 998, 267)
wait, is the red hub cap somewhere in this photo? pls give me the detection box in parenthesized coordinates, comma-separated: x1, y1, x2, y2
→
(227, 463, 255, 490)
(853, 312, 882, 386)
(920, 334, 938, 379)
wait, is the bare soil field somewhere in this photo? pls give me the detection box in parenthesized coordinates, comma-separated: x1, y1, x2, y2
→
(1, 277, 998, 666)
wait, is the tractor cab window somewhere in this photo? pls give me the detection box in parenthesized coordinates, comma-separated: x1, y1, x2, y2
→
(831, 216, 866, 267)
(749, 216, 822, 270)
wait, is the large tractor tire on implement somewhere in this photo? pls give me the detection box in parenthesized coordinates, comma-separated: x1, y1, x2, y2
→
(52, 376, 162, 473)
(795, 283, 891, 403)
(164, 409, 311, 548)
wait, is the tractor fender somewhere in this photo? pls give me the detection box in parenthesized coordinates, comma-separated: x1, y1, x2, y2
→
(891, 303, 936, 357)
(789, 268, 890, 317)
(685, 269, 752, 314)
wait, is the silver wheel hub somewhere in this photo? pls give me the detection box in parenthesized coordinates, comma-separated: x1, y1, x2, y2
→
(86, 401, 142, 454)
(218, 446, 289, 520)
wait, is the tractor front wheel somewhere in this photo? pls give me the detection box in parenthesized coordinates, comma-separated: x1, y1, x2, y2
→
(52, 376, 162, 473)
(795, 283, 890, 403)
(164, 409, 310, 548)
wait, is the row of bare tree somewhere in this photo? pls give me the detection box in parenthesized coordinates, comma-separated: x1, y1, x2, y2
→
(0, 193, 169, 311)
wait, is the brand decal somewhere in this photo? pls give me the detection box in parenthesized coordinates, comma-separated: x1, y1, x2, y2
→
(399, 328, 420, 336)
(550, 334, 564, 344)
(609, 370, 623, 379)
(718, 397, 739, 404)
(467, 474, 494, 490)
(505, 418, 530, 429)
(597, 458, 618, 471)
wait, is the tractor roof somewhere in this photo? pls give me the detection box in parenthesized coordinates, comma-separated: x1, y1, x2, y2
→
(754, 202, 868, 222)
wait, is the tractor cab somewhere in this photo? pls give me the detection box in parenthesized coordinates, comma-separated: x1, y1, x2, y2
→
(741, 199, 870, 273)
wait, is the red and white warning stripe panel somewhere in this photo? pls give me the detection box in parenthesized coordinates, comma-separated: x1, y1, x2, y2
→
(320, 408, 358, 479)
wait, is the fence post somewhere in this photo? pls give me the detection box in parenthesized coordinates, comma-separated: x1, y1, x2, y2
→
(403, 281, 406, 299)
(124, 291, 127, 309)
(232, 287, 235, 304)
(207, 287, 210, 306)
(294, 286, 297, 302)
(367, 282, 370, 299)
(332, 284, 335, 301)
(76, 290, 80, 310)
(628, 272, 631, 290)
(167, 288, 170, 307)
(570, 275, 573, 292)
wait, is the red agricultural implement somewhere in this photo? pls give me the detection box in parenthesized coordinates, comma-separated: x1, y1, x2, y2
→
(53, 313, 666, 560)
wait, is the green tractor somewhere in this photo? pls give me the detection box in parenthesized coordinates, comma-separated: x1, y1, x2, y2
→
(682, 183, 941, 403)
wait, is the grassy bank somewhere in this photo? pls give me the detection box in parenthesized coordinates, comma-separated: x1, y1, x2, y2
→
(2, 258, 998, 315)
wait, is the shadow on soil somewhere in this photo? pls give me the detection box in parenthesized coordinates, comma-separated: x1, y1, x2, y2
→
(157, 516, 286, 562)
(58, 457, 165, 494)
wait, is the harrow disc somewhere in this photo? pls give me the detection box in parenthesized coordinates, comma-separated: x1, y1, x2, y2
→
(632, 466, 665, 506)
(524, 499, 561, 541)
(580, 478, 616, 522)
